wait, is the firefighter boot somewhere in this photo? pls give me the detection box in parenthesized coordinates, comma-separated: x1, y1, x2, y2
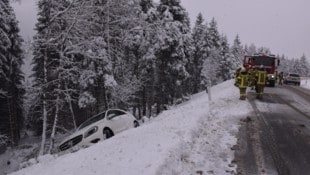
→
(256, 85, 264, 99)
(239, 88, 246, 100)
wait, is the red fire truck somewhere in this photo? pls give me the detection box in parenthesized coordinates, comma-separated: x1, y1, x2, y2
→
(243, 54, 280, 87)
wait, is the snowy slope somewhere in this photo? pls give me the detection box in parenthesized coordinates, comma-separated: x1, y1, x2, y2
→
(6, 80, 272, 175)
(8, 79, 310, 175)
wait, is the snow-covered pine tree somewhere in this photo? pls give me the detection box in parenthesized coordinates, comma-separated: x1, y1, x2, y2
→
(137, 0, 161, 118)
(291, 58, 300, 74)
(155, 0, 191, 113)
(290, 55, 310, 76)
(230, 34, 244, 70)
(257, 47, 271, 55)
(44, 0, 89, 154)
(119, 0, 161, 118)
(0, 0, 24, 146)
(0, 2, 11, 134)
(278, 54, 291, 73)
(208, 17, 220, 49)
(34, 0, 122, 153)
(107, 0, 146, 113)
(217, 35, 232, 81)
(70, 0, 146, 114)
(189, 13, 207, 93)
(247, 43, 257, 56)
(32, 0, 79, 155)
(298, 54, 310, 76)
(31, 1, 152, 150)
(57, 0, 111, 116)
(58, 0, 146, 118)
(201, 48, 221, 86)
(32, 0, 56, 155)
(200, 17, 222, 87)
(244, 44, 248, 56)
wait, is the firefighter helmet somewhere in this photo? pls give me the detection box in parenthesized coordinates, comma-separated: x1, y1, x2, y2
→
(240, 66, 246, 72)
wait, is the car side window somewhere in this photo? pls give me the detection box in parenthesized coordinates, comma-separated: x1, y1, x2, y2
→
(290, 74, 299, 77)
(107, 110, 126, 119)
(78, 112, 106, 130)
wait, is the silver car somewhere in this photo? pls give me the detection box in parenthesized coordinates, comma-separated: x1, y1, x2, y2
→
(58, 109, 139, 152)
(284, 73, 301, 86)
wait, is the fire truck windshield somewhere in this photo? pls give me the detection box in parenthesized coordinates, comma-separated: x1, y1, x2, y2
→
(252, 56, 275, 66)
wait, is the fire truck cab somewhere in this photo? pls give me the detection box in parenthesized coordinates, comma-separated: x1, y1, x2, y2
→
(243, 54, 280, 87)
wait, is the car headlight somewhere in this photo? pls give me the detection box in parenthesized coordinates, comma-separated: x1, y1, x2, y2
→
(84, 126, 98, 138)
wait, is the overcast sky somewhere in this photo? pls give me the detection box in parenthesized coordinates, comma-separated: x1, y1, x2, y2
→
(12, 0, 310, 59)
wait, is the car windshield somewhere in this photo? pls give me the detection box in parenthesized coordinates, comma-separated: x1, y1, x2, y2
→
(289, 74, 300, 77)
(252, 56, 275, 66)
(77, 112, 106, 131)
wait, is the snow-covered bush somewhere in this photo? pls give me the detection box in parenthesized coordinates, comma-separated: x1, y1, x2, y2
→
(78, 91, 96, 108)
(0, 134, 8, 146)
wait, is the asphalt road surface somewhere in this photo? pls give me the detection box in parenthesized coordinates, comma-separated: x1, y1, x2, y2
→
(234, 85, 310, 175)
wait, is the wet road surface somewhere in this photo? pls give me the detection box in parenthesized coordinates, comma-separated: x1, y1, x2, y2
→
(235, 85, 310, 175)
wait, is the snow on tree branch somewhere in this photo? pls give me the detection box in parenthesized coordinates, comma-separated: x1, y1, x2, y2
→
(0, 134, 8, 146)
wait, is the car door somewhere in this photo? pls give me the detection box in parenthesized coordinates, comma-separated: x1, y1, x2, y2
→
(120, 112, 135, 129)
(106, 109, 128, 133)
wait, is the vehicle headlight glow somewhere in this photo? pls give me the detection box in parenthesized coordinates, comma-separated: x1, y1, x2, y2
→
(84, 126, 98, 138)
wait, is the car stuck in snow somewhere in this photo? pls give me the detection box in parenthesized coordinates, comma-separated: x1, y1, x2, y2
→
(58, 109, 139, 152)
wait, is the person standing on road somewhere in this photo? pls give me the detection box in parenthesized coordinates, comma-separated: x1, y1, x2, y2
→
(255, 65, 267, 99)
(235, 66, 248, 100)
(234, 67, 241, 87)
(248, 65, 257, 90)
(278, 72, 284, 85)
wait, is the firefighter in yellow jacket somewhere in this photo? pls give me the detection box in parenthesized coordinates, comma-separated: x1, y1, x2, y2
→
(255, 65, 267, 99)
(234, 67, 241, 87)
(248, 65, 257, 90)
(235, 66, 248, 100)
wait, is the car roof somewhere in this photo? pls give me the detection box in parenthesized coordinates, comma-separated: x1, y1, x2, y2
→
(77, 111, 107, 130)
(77, 109, 129, 130)
(288, 73, 300, 76)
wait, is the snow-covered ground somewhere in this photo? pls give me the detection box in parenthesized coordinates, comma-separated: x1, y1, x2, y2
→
(4, 78, 310, 175)
(301, 77, 310, 89)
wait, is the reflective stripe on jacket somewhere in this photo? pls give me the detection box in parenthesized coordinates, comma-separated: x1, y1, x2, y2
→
(238, 74, 248, 88)
(257, 71, 267, 85)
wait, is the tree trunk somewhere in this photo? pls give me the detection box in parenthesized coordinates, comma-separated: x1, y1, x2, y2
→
(48, 85, 60, 154)
(7, 97, 18, 146)
(65, 83, 77, 129)
(39, 93, 48, 156)
(39, 49, 48, 156)
(154, 61, 161, 115)
(138, 103, 141, 119)
(142, 87, 146, 117)
(133, 107, 137, 118)
(7, 52, 20, 146)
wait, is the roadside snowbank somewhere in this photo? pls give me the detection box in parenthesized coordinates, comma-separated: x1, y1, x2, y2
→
(10, 80, 252, 175)
(301, 78, 310, 89)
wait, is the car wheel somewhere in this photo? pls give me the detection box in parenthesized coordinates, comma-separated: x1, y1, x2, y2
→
(103, 128, 114, 139)
(134, 121, 140, 128)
